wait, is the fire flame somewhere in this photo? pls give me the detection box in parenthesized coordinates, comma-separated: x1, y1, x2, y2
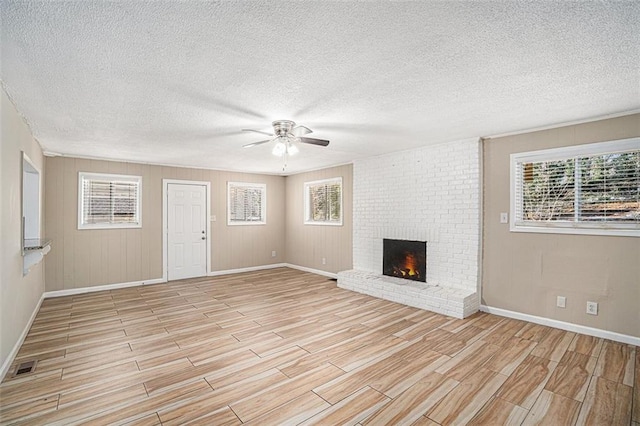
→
(403, 253, 419, 277)
(392, 253, 421, 278)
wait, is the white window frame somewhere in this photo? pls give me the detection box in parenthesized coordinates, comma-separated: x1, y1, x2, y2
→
(510, 137, 640, 237)
(304, 177, 343, 226)
(78, 172, 142, 230)
(227, 182, 267, 226)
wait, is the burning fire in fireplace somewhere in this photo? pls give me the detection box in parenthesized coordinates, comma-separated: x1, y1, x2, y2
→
(383, 239, 426, 282)
(393, 253, 420, 278)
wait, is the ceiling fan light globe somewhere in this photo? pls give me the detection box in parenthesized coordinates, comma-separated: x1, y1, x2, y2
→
(287, 142, 299, 156)
(272, 141, 286, 156)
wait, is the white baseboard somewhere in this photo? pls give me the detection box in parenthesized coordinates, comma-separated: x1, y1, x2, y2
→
(208, 263, 287, 277)
(43, 277, 165, 298)
(480, 305, 640, 346)
(0, 293, 45, 381)
(284, 263, 338, 279)
(208, 263, 338, 279)
(42, 263, 337, 299)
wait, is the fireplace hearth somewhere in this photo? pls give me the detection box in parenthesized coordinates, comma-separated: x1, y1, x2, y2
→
(383, 238, 426, 282)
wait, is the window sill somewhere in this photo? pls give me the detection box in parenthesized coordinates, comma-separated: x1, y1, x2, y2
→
(510, 224, 640, 237)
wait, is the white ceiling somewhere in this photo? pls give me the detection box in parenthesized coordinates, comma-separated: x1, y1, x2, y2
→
(2, 1, 639, 175)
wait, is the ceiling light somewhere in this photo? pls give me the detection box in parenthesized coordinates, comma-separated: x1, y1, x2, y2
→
(271, 136, 300, 157)
(272, 139, 286, 156)
(286, 140, 299, 156)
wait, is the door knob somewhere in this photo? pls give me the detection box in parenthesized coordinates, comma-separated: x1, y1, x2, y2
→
(201, 236, 206, 240)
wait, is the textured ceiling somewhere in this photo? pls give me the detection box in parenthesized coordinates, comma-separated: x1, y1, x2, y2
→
(1, 1, 639, 175)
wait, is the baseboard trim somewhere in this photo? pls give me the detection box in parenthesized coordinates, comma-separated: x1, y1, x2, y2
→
(207, 263, 337, 279)
(42, 263, 338, 299)
(284, 264, 338, 279)
(43, 278, 166, 298)
(0, 293, 45, 382)
(208, 263, 288, 277)
(480, 305, 640, 346)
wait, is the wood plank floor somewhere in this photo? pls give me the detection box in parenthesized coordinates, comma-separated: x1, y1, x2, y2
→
(1, 268, 638, 425)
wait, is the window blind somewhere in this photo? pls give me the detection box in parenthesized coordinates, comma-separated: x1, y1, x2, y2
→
(82, 177, 140, 225)
(515, 149, 639, 226)
(228, 182, 266, 224)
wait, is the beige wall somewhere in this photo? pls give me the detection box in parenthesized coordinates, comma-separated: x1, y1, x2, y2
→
(482, 113, 640, 338)
(285, 164, 353, 274)
(1, 89, 46, 372)
(45, 157, 286, 291)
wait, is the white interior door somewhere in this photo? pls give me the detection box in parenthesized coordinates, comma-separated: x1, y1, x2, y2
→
(168, 183, 207, 280)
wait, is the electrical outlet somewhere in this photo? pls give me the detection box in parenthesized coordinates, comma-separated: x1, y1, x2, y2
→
(500, 212, 509, 224)
(586, 301, 598, 315)
(271, 250, 276, 258)
(556, 296, 566, 308)
(322, 257, 326, 265)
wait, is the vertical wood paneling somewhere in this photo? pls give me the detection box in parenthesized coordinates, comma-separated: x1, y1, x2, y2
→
(44, 158, 64, 291)
(284, 164, 353, 274)
(44, 158, 286, 290)
(61, 158, 77, 289)
(142, 165, 162, 280)
(45, 157, 353, 290)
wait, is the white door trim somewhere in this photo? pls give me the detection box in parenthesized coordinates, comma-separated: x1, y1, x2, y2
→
(163, 179, 211, 281)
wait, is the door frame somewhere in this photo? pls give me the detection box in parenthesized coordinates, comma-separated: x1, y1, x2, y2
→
(162, 179, 211, 281)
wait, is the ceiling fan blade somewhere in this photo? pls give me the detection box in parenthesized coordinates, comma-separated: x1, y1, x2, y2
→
(242, 129, 274, 137)
(243, 139, 272, 148)
(299, 137, 330, 147)
(291, 126, 312, 136)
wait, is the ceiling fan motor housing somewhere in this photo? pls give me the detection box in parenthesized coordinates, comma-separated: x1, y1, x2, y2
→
(272, 120, 296, 137)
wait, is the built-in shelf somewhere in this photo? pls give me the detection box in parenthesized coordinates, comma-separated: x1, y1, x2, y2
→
(23, 238, 51, 275)
(23, 238, 52, 252)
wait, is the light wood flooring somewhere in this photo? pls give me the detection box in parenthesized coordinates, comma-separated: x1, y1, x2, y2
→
(1, 268, 638, 425)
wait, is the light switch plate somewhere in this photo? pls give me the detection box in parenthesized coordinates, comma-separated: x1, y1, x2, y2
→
(500, 212, 508, 224)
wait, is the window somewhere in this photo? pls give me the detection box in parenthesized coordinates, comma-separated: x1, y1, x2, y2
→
(78, 172, 142, 229)
(228, 182, 266, 225)
(304, 177, 343, 225)
(511, 138, 640, 236)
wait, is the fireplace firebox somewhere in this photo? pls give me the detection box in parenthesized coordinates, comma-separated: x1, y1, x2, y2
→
(383, 239, 426, 282)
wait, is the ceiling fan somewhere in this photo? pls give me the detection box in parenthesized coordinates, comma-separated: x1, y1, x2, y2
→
(242, 120, 330, 157)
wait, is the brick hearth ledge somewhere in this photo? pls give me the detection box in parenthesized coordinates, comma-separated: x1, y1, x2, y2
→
(338, 270, 479, 319)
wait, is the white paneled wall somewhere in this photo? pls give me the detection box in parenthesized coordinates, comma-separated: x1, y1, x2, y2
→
(339, 137, 481, 318)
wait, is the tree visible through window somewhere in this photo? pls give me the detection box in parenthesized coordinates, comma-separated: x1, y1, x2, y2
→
(512, 138, 640, 236)
(304, 177, 342, 225)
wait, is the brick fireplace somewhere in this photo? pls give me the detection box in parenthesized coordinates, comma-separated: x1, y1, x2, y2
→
(338, 138, 481, 319)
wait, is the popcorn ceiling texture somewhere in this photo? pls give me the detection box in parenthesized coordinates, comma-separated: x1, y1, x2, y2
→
(1, 1, 639, 174)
